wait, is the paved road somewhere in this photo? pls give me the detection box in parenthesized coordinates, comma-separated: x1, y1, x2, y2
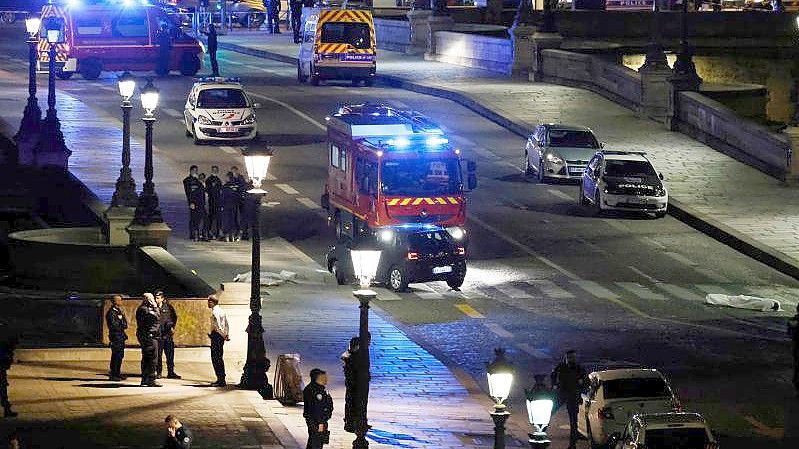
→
(0, 26, 797, 448)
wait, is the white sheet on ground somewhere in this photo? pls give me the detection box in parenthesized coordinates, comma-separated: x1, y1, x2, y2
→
(705, 294, 781, 312)
(234, 270, 299, 286)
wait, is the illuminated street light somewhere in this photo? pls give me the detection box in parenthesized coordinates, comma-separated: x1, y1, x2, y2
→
(526, 375, 554, 449)
(132, 79, 164, 225)
(110, 72, 138, 208)
(33, 15, 70, 169)
(487, 348, 514, 449)
(14, 16, 42, 152)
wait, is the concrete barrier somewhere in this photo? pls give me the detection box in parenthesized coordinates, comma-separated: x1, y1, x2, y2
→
(374, 18, 410, 52)
(428, 31, 513, 75)
(101, 297, 211, 347)
(0, 295, 102, 346)
(675, 91, 792, 180)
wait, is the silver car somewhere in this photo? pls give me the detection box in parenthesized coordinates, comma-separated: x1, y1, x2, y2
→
(524, 124, 602, 182)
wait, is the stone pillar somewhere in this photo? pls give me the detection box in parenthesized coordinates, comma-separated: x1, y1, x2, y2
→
(784, 126, 799, 182)
(528, 31, 563, 82)
(640, 63, 675, 128)
(510, 24, 535, 77)
(424, 14, 455, 59)
(406, 9, 432, 55)
(104, 206, 136, 246)
(126, 222, 172, 249)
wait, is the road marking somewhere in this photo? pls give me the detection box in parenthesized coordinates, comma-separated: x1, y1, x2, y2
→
(517, 343, 551, 359)
(455, 303, 485, 318)
(375, 289, 401, 301)
(616, 282, 666, 301)
(296, 197, 320, 209)
(655, 283, 705, 302)
(527, 279, 575, 299)
(694, 284, 734, 295)
(645, 237, 667, 250)
(275, 183, 299, 194)
(163, 108, 183, 118)
(571, 280, 619, 299)
(220, 146, 239, 154)
(468, 214, 579, 280)
(575, 237, 606, 254)
(244, 64, 263, 71)
(485, 322, 514, 339)
(249, 92, 326, 131)
(547, 188, 574, 202)
(470, 146, 499, 160)
(224, 60, 243, 65)
(627, 266, 660, 284)
(695, 267, 731, 283)
(663, 251, 696, 266)
(414, 291, 443, 300)
(494, 284, 532, 299)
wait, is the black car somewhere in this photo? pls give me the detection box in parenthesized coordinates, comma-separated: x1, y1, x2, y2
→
(326, 225, 467, 292)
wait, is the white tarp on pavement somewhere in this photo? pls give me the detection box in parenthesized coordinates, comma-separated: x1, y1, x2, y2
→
(234, 270, 299, 286)
(705, 294, 781, 312)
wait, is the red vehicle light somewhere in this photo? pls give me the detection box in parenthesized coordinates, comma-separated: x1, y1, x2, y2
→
(455, 247, 465, 255)
(406, 252, 418, 261)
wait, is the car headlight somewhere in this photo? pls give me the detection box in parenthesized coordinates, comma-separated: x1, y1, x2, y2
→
(241, 114, 256, 125)
(197, 115, 212, 125)
(655, 187, 666, 197)
(545, 153, 564, 164)
(446, 226, 465, 240)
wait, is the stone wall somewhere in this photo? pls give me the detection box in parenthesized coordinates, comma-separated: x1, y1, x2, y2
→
(101, 297, 212, 347)
(374, 18, 411, 52)
(675, 91, 792, 180)
(428, 31, 513, 75)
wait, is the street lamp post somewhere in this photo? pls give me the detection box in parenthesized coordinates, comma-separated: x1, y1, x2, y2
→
(350, 245, 381, 449)
(487, 348, 514, 449)
(14, 16, 42, 147)
(239, 148, 274, 398)
(132, 80, 164, 225)
(672, 0, 701, 90)
(33, 16, 70, 168)
(525, 375, 554, 449)
(111, 72, 138, 208)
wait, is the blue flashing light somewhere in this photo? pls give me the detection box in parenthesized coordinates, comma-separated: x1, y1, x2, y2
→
(426, 136, 449, 147)
(195, 76, 241, 83)
(66, 0, 81, 7)
(387, 137, 410, 149)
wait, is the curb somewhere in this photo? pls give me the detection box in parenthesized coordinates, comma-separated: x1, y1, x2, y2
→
(220, 40, 799, 282)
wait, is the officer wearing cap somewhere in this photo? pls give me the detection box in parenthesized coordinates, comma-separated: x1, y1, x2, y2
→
(303, 368, 333, 449)
(183, 165, 207, 242)
(155, 291, 181, 380)
(106, 295, 128, 381)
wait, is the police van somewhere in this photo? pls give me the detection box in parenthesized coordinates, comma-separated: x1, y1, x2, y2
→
(296, 4, 376, 86)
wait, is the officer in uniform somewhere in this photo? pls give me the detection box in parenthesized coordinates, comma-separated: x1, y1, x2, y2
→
(266, 0, 281, 34)
(183, 165, 207, 241)
(163, 415, 193, 449)
(156, 291, 181, 380)
(0, 330, 18, 418)
(341, 337, 359, 433)
(106, 295, 128, 381)
(136, 293, 162, 387)
(303, 368, 333, 449)
(551, 349, 587, 449)
(205, 166, 223, 239)
(290, 0, 304, 43)
(221, 172, 242, 242)
(788, 304, 799, 394)
(203, 23, 219, 77)
(156, 23, 172, 76)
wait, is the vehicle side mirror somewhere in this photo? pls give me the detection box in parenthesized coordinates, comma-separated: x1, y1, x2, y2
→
(252, 103, 262, 109)
(659, 172, 664, 180)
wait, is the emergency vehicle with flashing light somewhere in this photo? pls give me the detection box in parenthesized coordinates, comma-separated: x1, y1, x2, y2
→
(37, 0, 204, 80)
(183, 77, 260, 144)
(321, 103, 477, 242)
(297, 5, 376, 86)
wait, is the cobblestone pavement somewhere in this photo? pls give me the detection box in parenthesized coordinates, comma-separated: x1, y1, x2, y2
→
(217, 32, 799, 267)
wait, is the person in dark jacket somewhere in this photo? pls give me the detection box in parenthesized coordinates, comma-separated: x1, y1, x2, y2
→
(303, 368, 333, 449)
(197, 173, 210, 240)
(789, 304, 799, 394)
(290, 0, 304, 43)
(155, 292, 181, 380)
(183, 165, 207, 241)
(203, 23, 219, 77)
(163, 415, 193, 449)
(0, 331, 18, 418)
(341, 337, 360, 433)
(136, 293, 162, 387)
(551, 350, 588, 449)
(221, 172, 242, 242)
(156, 23, 172, 76)
(205, 166, 223, 239)
(266, 0, 281, 34)
(231, 166, 247, 239)
(106, 295, 128, 381)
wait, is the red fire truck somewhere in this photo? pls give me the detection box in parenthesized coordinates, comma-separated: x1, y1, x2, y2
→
(321, 104, 477, 239)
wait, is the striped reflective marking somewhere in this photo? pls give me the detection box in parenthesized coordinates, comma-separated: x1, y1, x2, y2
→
(455, 303, 484, 319)
(315, 9, 375, 54)
(386, 197, 461, 206)
(38, 4, 69, 62)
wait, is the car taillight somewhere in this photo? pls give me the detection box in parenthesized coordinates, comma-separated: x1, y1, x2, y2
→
(598, 407, 614, 420)
(455, 246, 465, 255)
(407, 252, 418, 261)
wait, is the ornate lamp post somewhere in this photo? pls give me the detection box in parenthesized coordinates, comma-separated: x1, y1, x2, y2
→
(34, 16, 70, 168)
(487, 348, 514, 449)
(14, 16, 42, 148)
(525, 375, 554, 449)
(111, 72, 138, 208)
(132, 80, 164, 225)
(350, 244, 381, 449)
(239, 148, 274, 398)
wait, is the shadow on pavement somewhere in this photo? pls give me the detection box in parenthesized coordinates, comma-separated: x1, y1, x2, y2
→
(258, 133, 326, 146)
(76, 383, 140, 388)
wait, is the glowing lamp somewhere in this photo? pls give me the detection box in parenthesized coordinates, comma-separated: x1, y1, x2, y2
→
(43, 16, 65, 44)
(117, 72, 136, 102)
(243, 148, 273, 192)
(140, 79, 159, 117)
(350, 245, 381, 290)
(526, 374, 555, 448)
(25, 16, 41, 37)
(486, 348, 514, 408)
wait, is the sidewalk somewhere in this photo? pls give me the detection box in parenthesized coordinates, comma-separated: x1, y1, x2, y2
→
(216, 31, 799, 280)
(0, 64, 520, 448)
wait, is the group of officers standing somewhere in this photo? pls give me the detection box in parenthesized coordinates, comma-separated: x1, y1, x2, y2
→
(264, 0, 315, 43)
(183, 165, 258, 243)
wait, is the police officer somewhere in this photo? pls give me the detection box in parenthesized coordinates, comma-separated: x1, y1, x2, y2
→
(789, 304, 799, 394)
(183, 165, 206, 241)
(136, 293, 162, 387)
(266, 0, 281, 34)
(106, 295, 128, 381)
(203, 23, 219, 77)
(341, 337, 359, 434)
(163, 415, 193, 449)
(303, 368, 333, 449)
(221, 172, 242, 242)
(156, 291, 181, 380)
(551, 349, 587, 449)
(156, 23, 172, 76)
(205, 166, 223, 240)
(0, 331, 18, 418)
(197, 173, 210, 240)
(290, 0, 304, 43)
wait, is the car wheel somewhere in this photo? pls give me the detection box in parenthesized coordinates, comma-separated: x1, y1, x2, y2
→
(332, 260, 347, 285)
(185, 127, 192, 138)
(79, 58, 102, 80)
(524, 152, 534, 176)
(179, 53, 201, 76)
(388, 265, 409, 292)
(593, 191, 603, 216)
(192, 125, 203, 145)
(537, 160, 547, 183)
(446, 267, 466, 290)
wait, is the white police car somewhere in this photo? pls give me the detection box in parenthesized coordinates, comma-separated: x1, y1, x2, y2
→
(184, 77, 260, 144)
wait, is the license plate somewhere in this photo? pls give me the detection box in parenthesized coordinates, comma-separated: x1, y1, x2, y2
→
(219, 127, 238, 133)
(432, 266, 452, 274)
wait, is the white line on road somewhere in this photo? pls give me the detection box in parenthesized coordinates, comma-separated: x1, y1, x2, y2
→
(468, 214, 579, 280)
(527, 279, 575, 299)
(655, 283, 705, 302)
(485, 322, 514, 339)
(163, 108, 183, 118)
(249, 93, 326, 131)
(517, 343, 552, 359)
(616, 282, 667, 301)
(627, 265, 661, 284)
(663, 251, 697, 266)
(571, 280, 619, 299)
(493, 284, 532, 299)
(275, 183, 299, 194)
(222, 59, 242, 65)
(695, 267, 732, 284)
(220, 146, 239, 154)
(547, 188, 574, 202)
(644, 237, 667, 250)
(296, 197, 320, 209)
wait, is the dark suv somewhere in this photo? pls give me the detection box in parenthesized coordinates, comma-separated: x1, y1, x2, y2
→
(326, 225, 467, 292)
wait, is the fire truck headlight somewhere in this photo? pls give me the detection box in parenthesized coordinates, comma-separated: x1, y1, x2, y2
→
(388, 137, 410, 149)
(197, 115, 212, 125)
(241, 114, 256, 125)
(378, 229, 394, 243)
(447, 226, 465, 240)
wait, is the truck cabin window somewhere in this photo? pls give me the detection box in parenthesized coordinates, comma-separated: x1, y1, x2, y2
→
(381, 159, 461, 196)
(320, 22, 370, 50)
